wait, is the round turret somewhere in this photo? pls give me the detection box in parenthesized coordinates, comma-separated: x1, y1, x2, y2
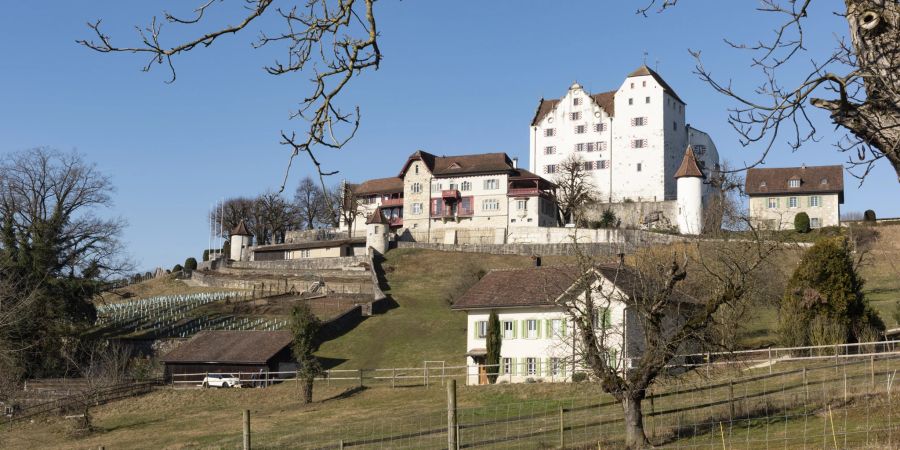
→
(229, 220, 253, 261)
(365, 207, 390, 256)
(675, 146, 705, 235)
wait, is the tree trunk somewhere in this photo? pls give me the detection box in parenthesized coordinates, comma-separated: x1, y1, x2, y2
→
(303, 376, 314, 404)
(622, 395, 650, 449)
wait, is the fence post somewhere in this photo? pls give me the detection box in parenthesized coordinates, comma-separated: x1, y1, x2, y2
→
(871, 356, 876, 390)
(767, 348, 772, 374)
(392, 368, 396, 389)
(728, 381, 735, 422)
(358, 369, 364, 388)
(559, 406, 565, 449)
(243, 409, 251, 450)
(447, 379, 458, 450)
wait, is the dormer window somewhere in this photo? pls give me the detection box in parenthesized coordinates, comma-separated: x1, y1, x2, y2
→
(820, 178, 828, 185)
(448, 162, 461, 170)
(789, 179, 801, 188)
(760, 181, 767, 188)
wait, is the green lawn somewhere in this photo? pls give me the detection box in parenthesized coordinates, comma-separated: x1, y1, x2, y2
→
(315, 248, 574, 369)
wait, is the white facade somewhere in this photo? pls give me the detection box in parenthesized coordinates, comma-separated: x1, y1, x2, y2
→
(529, 67, 720, 203)
(676, 175, 703, 235)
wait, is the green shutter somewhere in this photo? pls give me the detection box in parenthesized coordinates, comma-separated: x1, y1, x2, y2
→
(536, 359, 543, 376)
(561, 319, 567, 337)
(561, 360, 567, 377)
(511, 358, 517, 375)
(473, 322, 479, 339)
(603, 308, 612, 329)
(511, 321, 517, 339)
(536, 320, 542, 339)
(543, 358, 550, 377)
(521, 320, 526, 338)
(499, 358, 505, 375)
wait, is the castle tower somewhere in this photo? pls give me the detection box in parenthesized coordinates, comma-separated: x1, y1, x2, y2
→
(674, 146, 705, 235)
(365, 207, 390, 256)
(229, 220, 253, 261)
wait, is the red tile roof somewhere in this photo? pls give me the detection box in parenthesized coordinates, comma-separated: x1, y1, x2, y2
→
(161, 330, 292, 364)
(451, 264, 697, 310)
(353, 177, 403, 196)
(674, 146, 705, 179)
(745, 165, 844, 198)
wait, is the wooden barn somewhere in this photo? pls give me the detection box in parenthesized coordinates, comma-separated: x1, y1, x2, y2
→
(161, 330, 295, 383)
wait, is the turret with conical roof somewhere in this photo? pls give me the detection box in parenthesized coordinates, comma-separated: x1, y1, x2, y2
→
(229, 220, 253, 261)
(675, 146, 704, 235)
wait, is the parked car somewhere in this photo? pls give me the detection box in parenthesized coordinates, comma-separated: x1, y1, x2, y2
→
(201, 373, 242, 388)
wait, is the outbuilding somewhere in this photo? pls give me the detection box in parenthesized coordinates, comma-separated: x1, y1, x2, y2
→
(161, 330, 295, 383)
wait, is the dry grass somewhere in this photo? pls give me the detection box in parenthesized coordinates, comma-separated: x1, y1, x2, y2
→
(95, 275, 235, 306)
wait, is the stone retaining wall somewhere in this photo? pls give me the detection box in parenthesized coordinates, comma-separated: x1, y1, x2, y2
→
(232, 255, 367, 271)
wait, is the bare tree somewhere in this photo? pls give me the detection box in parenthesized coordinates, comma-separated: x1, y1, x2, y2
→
(294, 177, 327, 230)
(553, 154, 598, 226)
(558, 229, 780, 448)
(79, 1, 381, 192)
(212, 197, 258, 240)
(338, 183, 363, 235)
(255, 191, 298, 245)
(63, 340, 133, 435)
(641, 0, 900, 182)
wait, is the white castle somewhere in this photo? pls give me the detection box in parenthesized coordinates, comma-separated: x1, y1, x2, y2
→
(529, 65, 720, 233)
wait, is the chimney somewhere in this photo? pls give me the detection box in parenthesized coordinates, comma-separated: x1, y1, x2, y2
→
(532, 255, 542, 267)
(512, 157, 518, 169)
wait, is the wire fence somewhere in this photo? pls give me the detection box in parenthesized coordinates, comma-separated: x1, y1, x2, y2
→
(236, 354, 900, 449)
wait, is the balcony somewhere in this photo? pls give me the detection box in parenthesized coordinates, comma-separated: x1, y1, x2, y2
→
(388, 217, 403, 227)
(507, 187, 540, 197)
(441, 189, 460, 199)
(381, 197, 403, 207)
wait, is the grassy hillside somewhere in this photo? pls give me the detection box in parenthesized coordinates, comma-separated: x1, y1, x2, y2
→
(859, 224, 900, 327)
(316, 249, 575, 369)
(96, 275, 232, 305)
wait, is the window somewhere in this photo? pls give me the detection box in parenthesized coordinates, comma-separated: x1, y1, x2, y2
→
(502, 357, 512, 374)
(526, 357, 537, 375)
(550, 319, 563, 337)
(573, 97, 582, 106)
(460, 181, 472, 191)
(549, 358, 561, 376)
(483, 179, 499, 190)
(544, 146, 556, 155)
(503, 321, 515, 339)
(583, 161, 595, 171)
(808, 196, 820, 207)
(645, 96, 650, 104)
(767, 198, 777, 209)
(411, 203, 422, 215)
(414, 164, 419, 174)
(570, 112, 581, 121)
(574, 143, 585, 152)
(630, 82, 635, 89)
(482, 199, 500, 211)
(299, 249, 310, 258)
(631, 139, 647, 148)
(673, 121, 677, 131)
(632, 117, 647, 126)
(642, 80, 647, 87)
(448, 182, 458, 191)
(593, 308, 612, 329)
(789, 197, 798, 208)
(517, 199, 528, 211)
(431, 182, 442, 193)
(544, 128, 556, 137)
(545, 164, 557, 174)
(594, 123, 607, 132)
(586, 142, 595, 152)
(475, 321, 487, 338)
(811, 218, 821, 228)
(599, 160, 609, 169)
(410, 182, 422, 194)
(693, 145, 706, 155)
(596, 141, 608, 151)
(628, 98, 634, 105)
(526, 319, 538, 338)
(575, 125, 586, 134)
(789, 179, 801, 188)
(820, 178, 828, 185)
(636, 163, 642, 172)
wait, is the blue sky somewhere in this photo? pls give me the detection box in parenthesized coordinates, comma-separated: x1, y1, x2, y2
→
(2, 1, 896, 271)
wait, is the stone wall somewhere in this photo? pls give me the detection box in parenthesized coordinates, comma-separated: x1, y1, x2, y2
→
(192, 270, 373, 295)
(586, 200, 679, 231)
(231, 255, 368, 271)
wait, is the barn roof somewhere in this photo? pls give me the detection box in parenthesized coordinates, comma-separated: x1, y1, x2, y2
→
(745, 165, 844, 198)
(161, 330, 293, 364)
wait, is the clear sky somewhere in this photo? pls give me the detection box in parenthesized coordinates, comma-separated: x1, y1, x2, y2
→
(2, 1, 896, 271)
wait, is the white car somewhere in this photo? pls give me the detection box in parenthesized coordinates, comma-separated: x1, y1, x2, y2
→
(201, 373, 242, 388)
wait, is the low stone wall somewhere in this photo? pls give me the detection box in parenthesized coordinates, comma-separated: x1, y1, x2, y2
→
(232, 255, 367, 271)
(587, 200, 679, 230)
(396, 241, 633, 257)
(192, 271, 373, 295)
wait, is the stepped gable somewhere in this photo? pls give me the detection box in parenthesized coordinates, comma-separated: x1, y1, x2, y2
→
(674, 146, 705, 179)
(230, 220, 252, 236)
(160, 330, 292, 364)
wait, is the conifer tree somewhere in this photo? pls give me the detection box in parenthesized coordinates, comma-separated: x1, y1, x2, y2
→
(485, 311, 501, 384)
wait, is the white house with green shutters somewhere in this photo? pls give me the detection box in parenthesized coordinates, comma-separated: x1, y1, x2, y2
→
(451, 264, 635, 386)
